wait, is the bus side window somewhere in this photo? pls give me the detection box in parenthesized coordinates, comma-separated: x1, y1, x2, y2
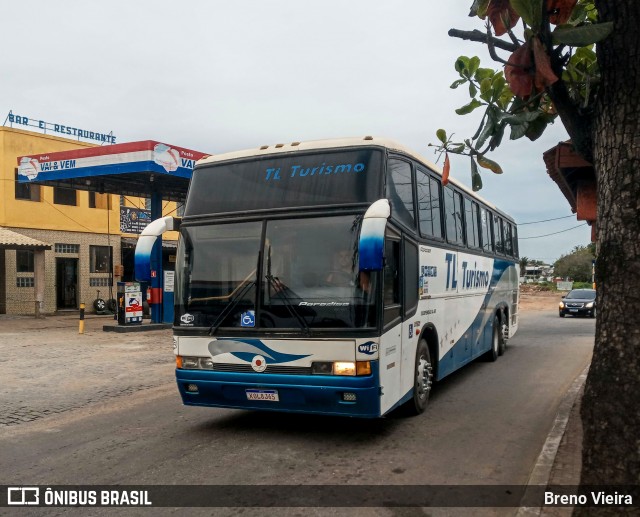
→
(480, 207, 493, 252)
(387, 159, 415, 230)
(493, 214, 505, 254)
(429, 177, 443, 239)
(403, 238, 419, 318)
(383, 238, 401, 326)
(444, 186, 464, 246)
(454, 190, 465, 245)
(417, 169, 443, 239)
(464, 198, 480, 249)
(504, 222, 514, 256)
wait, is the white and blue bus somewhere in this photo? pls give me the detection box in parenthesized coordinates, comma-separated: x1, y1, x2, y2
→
(142, 137, 519, 418)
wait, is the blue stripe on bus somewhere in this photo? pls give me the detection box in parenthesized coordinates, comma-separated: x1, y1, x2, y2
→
(436, 259, 514, 379)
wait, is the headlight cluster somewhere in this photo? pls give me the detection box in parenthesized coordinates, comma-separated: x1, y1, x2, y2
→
(311, 361, 371, 376)
(176, 356, 372, 376)
(585, 302, 594, 308)
(177, 356, 214, 369)
(559, 301, 565, 309)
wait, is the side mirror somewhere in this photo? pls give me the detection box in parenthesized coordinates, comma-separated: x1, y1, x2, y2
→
(358, 199, 390, 271)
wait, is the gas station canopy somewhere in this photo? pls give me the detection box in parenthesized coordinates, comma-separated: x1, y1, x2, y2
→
(17, 140, 209, 202)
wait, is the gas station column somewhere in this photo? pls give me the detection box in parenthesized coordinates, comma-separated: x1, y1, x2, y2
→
(149, 190, 163, 323)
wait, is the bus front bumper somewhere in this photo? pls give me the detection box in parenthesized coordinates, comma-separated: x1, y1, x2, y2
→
(175, 367, 381, 418)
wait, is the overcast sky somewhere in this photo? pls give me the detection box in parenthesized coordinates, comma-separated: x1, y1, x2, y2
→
(1, 0, 592, 263)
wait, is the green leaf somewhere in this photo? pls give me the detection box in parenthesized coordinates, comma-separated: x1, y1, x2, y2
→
(436, 129, 447, 144)
(477, 155, 504, 174)
(510, 0, 542, 28)
(471, 158, 483, 192)
(503, 111, 540, 124)
(525, 114, 553, 141)
(455, 99, 483, 115)
(489, 122, 506, 151)
(479, 78, 493, 102)
(469, 0, 490, 18)
(450, 79, 467, 89)
(455, 56, 470, 74)
(469, 82, 478, 97)
(574, 46, 597, 62)
(509, 122, 530, 140)
(468, 56, 481, 77)
(491, 74, 507, 102)
(475, 118, 495, 150)
(475, 107, 500, 149)
(474, 68, 495, 82)
(497, 88, 514, 110)
(552, 22, 614, 47)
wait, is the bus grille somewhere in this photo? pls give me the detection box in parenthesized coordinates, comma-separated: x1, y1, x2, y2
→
(211, 363, 312, 375)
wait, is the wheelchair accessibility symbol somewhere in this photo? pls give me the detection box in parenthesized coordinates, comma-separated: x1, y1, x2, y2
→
(241, 310, 255, 327)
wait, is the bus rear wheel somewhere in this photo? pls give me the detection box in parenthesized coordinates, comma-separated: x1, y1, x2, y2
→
(403, 341, 433, 415)
(484, 315, 501, 362)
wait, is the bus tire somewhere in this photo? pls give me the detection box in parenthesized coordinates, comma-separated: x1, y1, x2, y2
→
(402, 341, 433, 415)
(484, 315, 500, 362)
(498, 315, 507, 356)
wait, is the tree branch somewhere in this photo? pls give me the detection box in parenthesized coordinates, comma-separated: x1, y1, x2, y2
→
(448, 28, 518, 52)
(547, 80, 594, 163)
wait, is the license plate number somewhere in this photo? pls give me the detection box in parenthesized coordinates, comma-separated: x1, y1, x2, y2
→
(246, 389, 279, 402)
(569, 309, 578, 312)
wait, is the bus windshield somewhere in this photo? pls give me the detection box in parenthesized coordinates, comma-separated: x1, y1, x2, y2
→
(175, 215, 378, 331)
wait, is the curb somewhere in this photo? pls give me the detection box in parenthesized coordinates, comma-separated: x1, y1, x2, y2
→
(517, 364, 590, 515)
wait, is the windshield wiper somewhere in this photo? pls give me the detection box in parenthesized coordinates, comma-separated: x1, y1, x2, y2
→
(265, 274, 311, 336)
(208, 280, 256, 336)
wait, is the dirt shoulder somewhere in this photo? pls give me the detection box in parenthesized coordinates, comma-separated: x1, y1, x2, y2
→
(519, 285, 564, 312)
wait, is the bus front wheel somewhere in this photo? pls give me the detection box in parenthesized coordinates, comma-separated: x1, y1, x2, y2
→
(403, 341, 433, 415)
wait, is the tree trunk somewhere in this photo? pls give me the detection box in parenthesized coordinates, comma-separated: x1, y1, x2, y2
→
(577, 0, 640, 511)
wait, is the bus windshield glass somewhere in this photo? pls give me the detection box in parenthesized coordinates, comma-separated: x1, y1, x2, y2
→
(175, 215, 378, 330)
(185, 149, 383, 216)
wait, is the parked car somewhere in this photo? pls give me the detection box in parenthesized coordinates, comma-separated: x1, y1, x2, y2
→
(559, 288, 597, 318)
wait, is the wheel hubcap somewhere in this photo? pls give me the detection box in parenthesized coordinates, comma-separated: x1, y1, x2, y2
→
(416, 356, 433, 399)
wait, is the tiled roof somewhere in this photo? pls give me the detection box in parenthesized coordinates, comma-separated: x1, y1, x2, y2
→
(0, 227, 52, 250)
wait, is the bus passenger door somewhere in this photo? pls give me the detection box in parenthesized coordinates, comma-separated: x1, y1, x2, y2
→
(400, 238, 420, 404)
(378, 236, 402, 415)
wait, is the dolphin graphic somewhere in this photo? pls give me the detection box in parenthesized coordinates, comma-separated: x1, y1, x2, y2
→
(208, 339, 310, 364)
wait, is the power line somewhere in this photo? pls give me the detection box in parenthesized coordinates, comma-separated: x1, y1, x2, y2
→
(519, 223, 588, 239)
(517, 214, 575, 225)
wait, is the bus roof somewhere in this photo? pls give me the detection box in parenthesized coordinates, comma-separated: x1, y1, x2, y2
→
(197, 136, 515, 223)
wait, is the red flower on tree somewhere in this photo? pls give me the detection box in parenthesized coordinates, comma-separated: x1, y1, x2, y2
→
(486, 0, 520, 36)
(504, 42, 535, 97)
(547, 0, 578, 25)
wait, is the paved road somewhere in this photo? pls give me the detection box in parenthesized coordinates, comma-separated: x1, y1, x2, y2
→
(0, 308, 594, 514)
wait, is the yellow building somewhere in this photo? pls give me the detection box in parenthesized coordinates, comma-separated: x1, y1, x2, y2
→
(0, 126, 182, 315)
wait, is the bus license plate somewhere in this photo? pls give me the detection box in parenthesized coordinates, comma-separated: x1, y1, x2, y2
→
(246, 389, 279, 402)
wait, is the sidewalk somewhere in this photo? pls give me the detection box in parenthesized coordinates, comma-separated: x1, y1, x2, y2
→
(520, 368, 586, 516)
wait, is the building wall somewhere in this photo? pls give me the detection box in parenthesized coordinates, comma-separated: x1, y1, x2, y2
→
(3, 228, 122, 315)
(1, 126, 181, 315)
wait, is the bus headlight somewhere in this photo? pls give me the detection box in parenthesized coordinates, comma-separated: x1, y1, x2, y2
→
(334, 362, 356, 376)
(177, 356, 214, 370)
(311, 361, 371, 376)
